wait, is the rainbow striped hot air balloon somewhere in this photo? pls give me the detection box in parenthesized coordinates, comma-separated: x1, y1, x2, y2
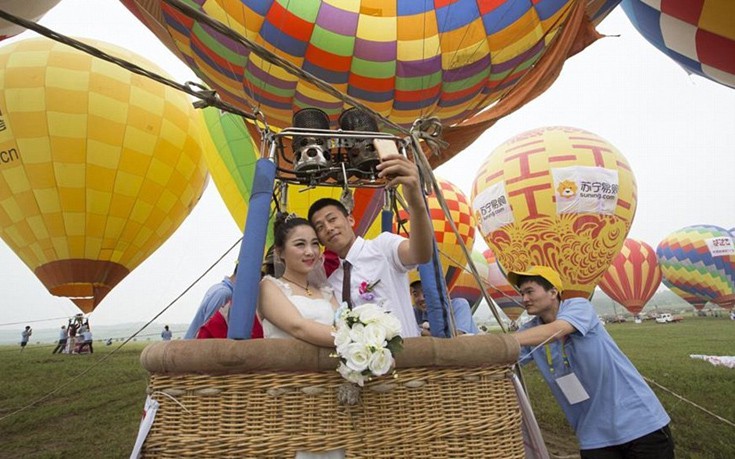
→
(0, 38, 209, 312)
(663, 280, 708, 311)
(471, 127, 637, 300)
(483, 248, 524, 325)
(449, 249, 488, 308)
(598, 239, 662, 316)
(657, 225, 735, 310)
(622, 0, 735, 89)
(397, 177, 475, 292)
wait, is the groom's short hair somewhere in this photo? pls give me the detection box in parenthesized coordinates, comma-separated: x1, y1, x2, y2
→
(308, 198, 349, 222)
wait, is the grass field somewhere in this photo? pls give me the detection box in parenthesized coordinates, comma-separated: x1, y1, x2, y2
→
(0, 317, 733, 458)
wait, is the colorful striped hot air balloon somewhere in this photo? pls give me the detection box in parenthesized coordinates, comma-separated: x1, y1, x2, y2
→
(449, 249, 488, 308)
(663, 280, 708, 311)
(471, 126, 637, 300)
(122, 0, 621, 166)
(0, 38, 209, 313)
(397, 177, 475, 292)
(598, 239, 662, 316)
(622, 0, 735, 89)
(483, 248, 524, 325)
(657, 225, 735, 310)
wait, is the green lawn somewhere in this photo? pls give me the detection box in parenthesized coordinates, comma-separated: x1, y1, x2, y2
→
(0, 317, 733, 458)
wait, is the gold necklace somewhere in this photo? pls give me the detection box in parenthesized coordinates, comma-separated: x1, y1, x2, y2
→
(280, 275, 312, 296)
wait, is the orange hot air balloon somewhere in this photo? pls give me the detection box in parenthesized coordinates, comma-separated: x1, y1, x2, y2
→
(483, 248, 524, 324)
(598, 239, 662, 316)
(0, 38, 209, 312)
(397, 177, 475, 292)
(472, 126, 637, 299)
(449, 249, 488, 308)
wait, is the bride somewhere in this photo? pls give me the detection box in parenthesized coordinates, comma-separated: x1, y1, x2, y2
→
(258, 213, 344, 459)
(258, 212, 338, 346)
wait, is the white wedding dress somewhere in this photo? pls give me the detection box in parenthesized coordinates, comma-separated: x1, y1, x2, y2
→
(260, 276, 345, 459)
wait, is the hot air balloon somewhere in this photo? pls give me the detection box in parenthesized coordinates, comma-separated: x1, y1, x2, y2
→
(598, 239, 662, 316)
(0, 38, 209, 312)
(0, 0, 61, 41)
(449, 249, 488, 308)
(663, 280, 708, 311)
(471, 126, 637, 299)
(657, 225, 735, 310)
(122, 0, 620, 166)
(200, 107, 384, 239)
(621, 0, 735, 89)
(397, 177, 475, 292)
(483, 248, 524, 325)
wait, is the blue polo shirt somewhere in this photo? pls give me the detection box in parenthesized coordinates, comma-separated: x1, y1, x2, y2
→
(519, 298, 670, 449)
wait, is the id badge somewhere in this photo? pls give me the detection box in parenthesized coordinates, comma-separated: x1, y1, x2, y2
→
(555, 372, 590, 405)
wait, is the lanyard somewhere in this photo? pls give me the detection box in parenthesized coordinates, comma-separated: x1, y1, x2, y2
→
(545, 338, 570, 375)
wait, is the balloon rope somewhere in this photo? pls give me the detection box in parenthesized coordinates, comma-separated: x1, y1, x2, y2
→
(0, 9, 257, 122)
(0, 236, 242, 424)
(409, 134, 509, 333)
(643, 376, 735, 428)
(0, 316, 72, 327)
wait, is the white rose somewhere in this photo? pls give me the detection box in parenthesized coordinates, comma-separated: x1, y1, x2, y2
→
(355, 303, 384, 324)
(348, 323, 366, 344)
(345, 343, 370, 372)
(338, 362, 365, 386)
(362, 323, 387, 348)
(368, 348, 394, 376)
(333, 326, 351, 354)
(379, 313, 403, 338)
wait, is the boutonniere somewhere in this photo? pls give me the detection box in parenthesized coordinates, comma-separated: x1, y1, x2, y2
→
(358, 279, 381, 301)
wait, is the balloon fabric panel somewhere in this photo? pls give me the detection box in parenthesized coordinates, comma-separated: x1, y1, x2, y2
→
(598, 239, 662, 315)
(622, 0, 735, 89)
(482, 248, 524, 323)
(0, 38, 208, 312)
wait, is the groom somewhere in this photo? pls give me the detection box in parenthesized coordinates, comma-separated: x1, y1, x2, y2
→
(308, 151, 434, 338)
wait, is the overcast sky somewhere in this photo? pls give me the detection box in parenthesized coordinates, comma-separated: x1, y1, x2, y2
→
(0, 1, 733, 331)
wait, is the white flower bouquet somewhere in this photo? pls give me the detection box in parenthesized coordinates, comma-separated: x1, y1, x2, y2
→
(333, 303, 404, 386)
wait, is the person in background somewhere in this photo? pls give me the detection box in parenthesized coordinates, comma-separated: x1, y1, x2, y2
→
(409, 280, 480, 336)
(508, 266, 674, 458)
(78, 327, 94, 354)
(161, 325, 173, 341)
(20, 325, 32, 352)
(67, 319, 79, 354)
(52, 325, 68, 354)
(308, 149, 433, 338)
(185, 266, 237, 339)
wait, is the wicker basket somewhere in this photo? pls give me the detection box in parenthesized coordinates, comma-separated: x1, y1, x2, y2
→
(140, 334, 523, 458)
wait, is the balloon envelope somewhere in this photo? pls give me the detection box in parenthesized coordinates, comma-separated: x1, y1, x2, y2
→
(621, 0, 735, 89)
(398, 177, 475, 292)
(657, 225, 735, 310)
(471, 126, 637, 299)
(0, 0, 61, 41)
(663, 280, 708, 311)
(449, 249, 488, 307)
(598, 239, 662, 315)
(0, 38, 209, 312)
(483, 248, 524, 323)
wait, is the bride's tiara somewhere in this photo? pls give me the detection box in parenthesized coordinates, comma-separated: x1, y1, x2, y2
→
(284, 212, 299, 222)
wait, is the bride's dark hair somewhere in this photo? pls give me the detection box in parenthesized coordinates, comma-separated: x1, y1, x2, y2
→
(273, 212, 311, 251)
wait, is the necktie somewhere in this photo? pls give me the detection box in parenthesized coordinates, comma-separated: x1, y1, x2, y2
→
(342, 260, 354, 309)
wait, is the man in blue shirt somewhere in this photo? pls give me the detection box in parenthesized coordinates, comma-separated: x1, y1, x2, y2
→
(508, 266, 674, 458)
(184, 267, 236, 339)
(409, 280, 480, 336)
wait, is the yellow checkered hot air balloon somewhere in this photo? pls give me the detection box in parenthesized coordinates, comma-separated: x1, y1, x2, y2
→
(397, 177, 475, 291)
(0, 38, 209, 313)
(471, 127, 637, 299)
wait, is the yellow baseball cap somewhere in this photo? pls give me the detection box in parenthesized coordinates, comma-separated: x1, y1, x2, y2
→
(507, 266, 564, 293)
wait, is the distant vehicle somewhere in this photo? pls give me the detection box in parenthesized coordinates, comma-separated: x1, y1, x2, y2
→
(656, 313, 683, 324)
(608, 316, 627, 324)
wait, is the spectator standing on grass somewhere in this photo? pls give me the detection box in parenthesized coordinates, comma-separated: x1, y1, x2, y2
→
(78, 328, 94, 354)
(20, 325, 32, 352)
(52, 325, 68, 354)
(161, 325, 173, 341)
(508, 266, 674, 458)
